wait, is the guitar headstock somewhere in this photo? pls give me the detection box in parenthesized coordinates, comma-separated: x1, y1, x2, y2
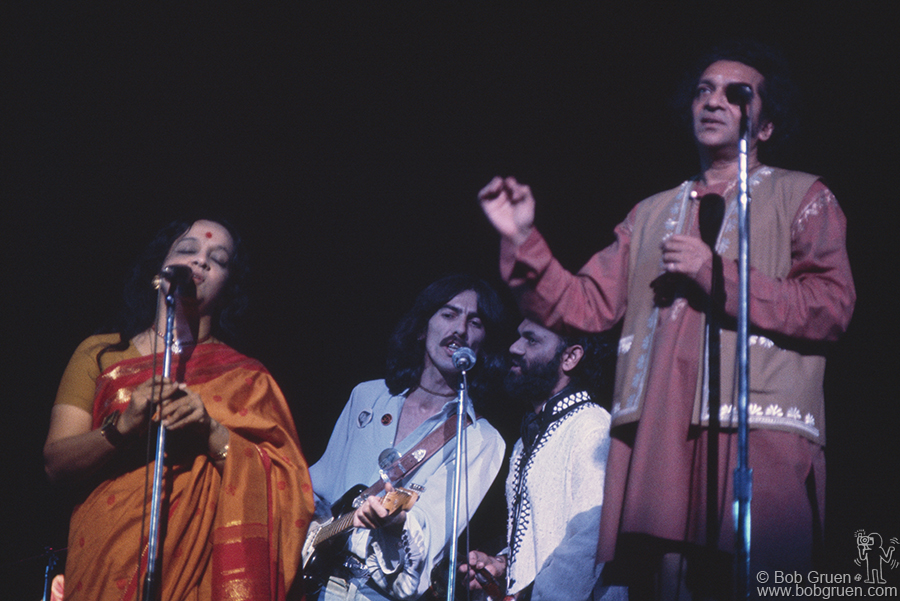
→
(381, 485, 424, 513)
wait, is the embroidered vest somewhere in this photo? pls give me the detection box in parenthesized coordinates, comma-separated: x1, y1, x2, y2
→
(611, 167, 828, 443)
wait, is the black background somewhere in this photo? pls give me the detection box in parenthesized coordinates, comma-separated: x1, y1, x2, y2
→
(3, 2, 898, 597)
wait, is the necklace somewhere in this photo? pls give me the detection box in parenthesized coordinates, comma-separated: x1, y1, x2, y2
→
(153, 329, 210, 354)
(416, 384, 456, 398)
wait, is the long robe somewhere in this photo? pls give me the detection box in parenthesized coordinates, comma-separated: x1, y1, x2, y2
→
(500, 168, 855, 571)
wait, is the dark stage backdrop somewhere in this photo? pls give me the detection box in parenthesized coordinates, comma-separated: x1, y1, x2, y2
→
(3, 2, 897, 597)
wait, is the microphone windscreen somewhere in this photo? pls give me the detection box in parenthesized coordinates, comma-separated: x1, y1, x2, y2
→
(160, 264, 192, 284)
(725, 83, 753, 106)
(159, 265, 196, 298)
(451, 347, 477, 371)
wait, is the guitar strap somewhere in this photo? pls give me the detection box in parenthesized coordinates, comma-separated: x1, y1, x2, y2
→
(359, 411, 474, 498)
(302, 411, 477, 598)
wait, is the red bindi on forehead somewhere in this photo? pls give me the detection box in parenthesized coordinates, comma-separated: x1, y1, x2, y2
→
(205, 231, 213, 238)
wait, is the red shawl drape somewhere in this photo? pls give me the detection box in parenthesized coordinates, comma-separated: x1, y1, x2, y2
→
(65, 343, 313, 601)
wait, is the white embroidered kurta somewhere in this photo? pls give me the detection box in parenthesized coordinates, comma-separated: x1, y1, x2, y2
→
(505, 390, 621, 601)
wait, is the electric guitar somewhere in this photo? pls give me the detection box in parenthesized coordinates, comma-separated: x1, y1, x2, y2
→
(301, 483, 423, 594)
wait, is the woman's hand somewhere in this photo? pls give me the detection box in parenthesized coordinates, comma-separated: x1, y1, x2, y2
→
(156, 380, 210, 433)
(116, 376, 179, 438)
(152, 378, 230, 468)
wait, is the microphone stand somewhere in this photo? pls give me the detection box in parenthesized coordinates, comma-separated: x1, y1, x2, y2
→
(142, 286, 179, 601)
(445, 365, 471, 601)
(41, 547, 61, 601)
(733, 94, 753, 600)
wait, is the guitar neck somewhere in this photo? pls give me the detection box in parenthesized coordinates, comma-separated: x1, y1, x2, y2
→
(312, 487, 419, 548)
(315, 510, 356, 545)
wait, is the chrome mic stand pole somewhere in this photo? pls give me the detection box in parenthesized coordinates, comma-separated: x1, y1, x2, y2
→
(142, 286, 177, 601)
(41, 547, 60, 601)
(446, 348, 474, 601)
(729, 83, 754, 600)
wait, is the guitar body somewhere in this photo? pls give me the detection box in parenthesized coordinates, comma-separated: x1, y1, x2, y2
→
(301, 484, 365, 596)
(301, 484, 422, 597)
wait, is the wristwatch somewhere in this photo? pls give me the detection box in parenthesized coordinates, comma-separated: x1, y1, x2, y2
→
(99, 410, 131, 449)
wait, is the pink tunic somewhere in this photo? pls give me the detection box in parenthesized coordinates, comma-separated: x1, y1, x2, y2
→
(501, 169, 854, 570)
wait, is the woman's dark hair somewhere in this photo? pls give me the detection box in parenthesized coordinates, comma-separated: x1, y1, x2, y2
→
(97, 217, 249, 364)
(674, 39, 800, 158)
(384, 274, 508, 405)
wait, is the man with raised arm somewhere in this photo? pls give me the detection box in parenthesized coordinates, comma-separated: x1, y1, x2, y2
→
(479, 41, 855, 600)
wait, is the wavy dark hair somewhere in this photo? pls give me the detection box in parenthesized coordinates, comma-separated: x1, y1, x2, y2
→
(674, 39, 800, 158)
(384, 274, 508, 405)
(96, 217, 250, 365)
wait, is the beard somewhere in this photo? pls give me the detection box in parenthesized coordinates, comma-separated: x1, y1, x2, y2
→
(503, 352, 563, 407)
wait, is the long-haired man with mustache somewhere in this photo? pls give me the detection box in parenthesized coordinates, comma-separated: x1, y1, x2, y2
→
(307, 274, 507, 601)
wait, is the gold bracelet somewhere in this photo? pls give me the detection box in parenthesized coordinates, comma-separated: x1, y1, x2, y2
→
(209, 443, 229, 462)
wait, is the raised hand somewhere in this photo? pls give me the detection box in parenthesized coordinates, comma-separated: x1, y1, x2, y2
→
(479, 176, 536, 247)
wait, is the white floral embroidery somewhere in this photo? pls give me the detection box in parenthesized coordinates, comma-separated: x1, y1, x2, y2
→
(618, 335, 634, 355)
(710, 403, 818, 438)
(749, 335, 775, 348)
(715, 167, 770, 254)
(670, 298, 687, 321)
(794, 189, 838, 235)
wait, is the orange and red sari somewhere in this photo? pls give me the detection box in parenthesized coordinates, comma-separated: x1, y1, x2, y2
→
(65, 343, 313, 601)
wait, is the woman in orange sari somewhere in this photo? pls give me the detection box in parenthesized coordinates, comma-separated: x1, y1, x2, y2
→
(44, 218, 314, 601)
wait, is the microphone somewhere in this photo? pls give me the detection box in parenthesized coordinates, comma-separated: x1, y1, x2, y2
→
(451, 347, 477, 371)
(159, 265, 196, 298)
(725, 83, 753, 106)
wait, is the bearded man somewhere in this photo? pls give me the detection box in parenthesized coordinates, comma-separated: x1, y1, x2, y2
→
(461, 319, 625, 601)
